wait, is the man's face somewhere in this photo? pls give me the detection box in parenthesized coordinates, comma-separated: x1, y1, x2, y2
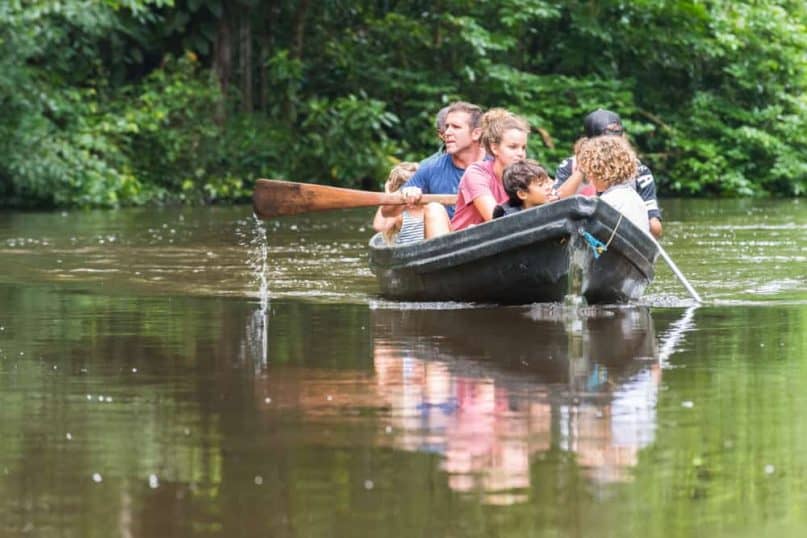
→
(443, 111, 480, 155)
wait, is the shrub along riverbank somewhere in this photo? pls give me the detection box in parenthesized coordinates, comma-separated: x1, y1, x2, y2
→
(0, 0, 804, 209)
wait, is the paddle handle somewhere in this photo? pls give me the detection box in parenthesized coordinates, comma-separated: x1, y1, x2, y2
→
(410, 194, 457, 205)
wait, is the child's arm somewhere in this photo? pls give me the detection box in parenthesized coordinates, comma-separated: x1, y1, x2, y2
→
(373, 207, 399, 233)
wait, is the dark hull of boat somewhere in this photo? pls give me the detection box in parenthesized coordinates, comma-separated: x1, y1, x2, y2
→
(368, 196, 658, 305)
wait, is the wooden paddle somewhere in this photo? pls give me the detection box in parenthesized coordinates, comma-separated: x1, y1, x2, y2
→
(252, 179, 457, 220)
(648, 236, 703, 303)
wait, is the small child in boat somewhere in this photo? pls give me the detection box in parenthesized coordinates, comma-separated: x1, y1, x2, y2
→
(492, 159, 557, 218)
(575, 136, 650, 233)
(372, 162, 424, 245)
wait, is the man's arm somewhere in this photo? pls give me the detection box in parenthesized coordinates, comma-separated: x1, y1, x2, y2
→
(635, 164, 663, 238)
(380, 172, 426, 217)
(554, 157, 586, 198)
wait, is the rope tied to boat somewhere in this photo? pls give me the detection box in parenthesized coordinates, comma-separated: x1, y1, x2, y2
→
(578, 213, 624, 259)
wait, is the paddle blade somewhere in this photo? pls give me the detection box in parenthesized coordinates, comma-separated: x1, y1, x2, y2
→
(252, 179, 457, 220)
(252, 179, 392, 219)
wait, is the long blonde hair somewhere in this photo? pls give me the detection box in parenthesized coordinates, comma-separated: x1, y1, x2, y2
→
(384, 161, 418, 193)
(383, 161, 418, 243)
(480, 108, 530, 156)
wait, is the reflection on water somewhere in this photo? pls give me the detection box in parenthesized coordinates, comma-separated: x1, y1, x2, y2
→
(250, 304, 684, 505)
(368, 305, 665, 504)
(0, 199, 805, 536)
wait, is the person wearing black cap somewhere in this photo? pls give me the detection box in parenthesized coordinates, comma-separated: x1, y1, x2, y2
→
(554, 109, 663, 238)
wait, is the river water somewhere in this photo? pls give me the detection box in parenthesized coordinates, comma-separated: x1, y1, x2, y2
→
(0, 198, 804, 537)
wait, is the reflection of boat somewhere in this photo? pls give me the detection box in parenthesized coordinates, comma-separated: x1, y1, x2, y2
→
(371, 305, 657, 388)
(368, 196, 658, 305)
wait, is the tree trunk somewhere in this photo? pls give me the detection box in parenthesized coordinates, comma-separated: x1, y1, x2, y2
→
(213, 12, 232, 123)
(284, 0, 309, 124)
(290, 0, 310, 61)
(240, 10, 253, 113)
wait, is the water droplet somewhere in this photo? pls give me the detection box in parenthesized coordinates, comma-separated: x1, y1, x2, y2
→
(92, 473, 103, 483)
(132, 368, 138, 373)
(254, 475, 264, 485)
(764, 464, 775, 475)
(385, 425, 392, 434)
(364, 480, 374, 490)
(86, 394, 93, 400)
(326, 395, 333, 401)
(264, 397, 272, 404)
(681, 401, 694, 408)
(148, 474, 159, 488)
(66, 433, 72, 440)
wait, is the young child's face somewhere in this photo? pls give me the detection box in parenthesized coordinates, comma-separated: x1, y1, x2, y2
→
(518, 179, 554, 208)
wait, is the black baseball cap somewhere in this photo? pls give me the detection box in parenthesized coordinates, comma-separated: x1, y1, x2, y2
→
(584, 109, 624, 137)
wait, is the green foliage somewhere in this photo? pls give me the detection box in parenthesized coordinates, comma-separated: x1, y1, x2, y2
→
(294, 94, 401, 187)
(117, 52, 231, 202)
(0, 0, 804, 207)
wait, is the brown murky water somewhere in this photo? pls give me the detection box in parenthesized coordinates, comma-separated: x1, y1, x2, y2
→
(0, 198, 804, 537)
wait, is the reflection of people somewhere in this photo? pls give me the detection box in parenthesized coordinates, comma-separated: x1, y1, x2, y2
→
(576, 136, 651, 233)
(368, 305, 662, 500)
(564, 306, 660, 483)
(424, 108, 530, 237)
(555, 109, 663, 237)
(372, 162, 422, 245)
(492, 159, 556, 218)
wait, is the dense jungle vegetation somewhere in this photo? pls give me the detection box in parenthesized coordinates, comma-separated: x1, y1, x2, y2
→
(0, 0, 804, 208)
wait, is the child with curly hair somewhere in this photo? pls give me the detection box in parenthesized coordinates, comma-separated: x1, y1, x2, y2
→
(575, 136, 650, 233)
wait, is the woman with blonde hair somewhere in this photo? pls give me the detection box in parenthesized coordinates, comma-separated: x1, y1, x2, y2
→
(423, 108, 535, 238)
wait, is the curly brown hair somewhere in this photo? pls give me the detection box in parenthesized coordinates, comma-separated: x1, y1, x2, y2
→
(576, 136, 637, 189)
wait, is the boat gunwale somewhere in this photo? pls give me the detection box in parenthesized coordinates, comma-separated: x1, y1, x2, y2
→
(369, 196, 656, 277)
